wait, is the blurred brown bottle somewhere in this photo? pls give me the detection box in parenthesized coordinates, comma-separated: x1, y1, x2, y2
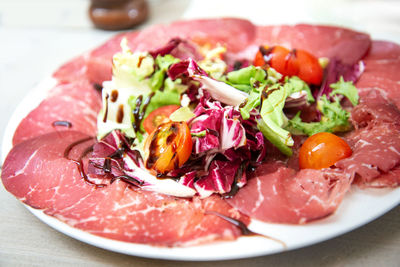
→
(89, 0, 149, 30)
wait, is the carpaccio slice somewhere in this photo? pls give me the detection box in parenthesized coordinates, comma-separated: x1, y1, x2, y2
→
(2, 131, 247, 246)
(335, 90, 400, 187)
(226, 161, 352, 224)
(253, 24, 371, 65)
(227, 90, 400, 223)
(356, 40, 400, 108)
(12, 80, 102, 146)
(2, 18, 400, 246)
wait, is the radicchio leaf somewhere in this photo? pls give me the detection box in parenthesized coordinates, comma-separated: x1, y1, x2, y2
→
(169, 59, 248, 106)
(316, 59, 365, 101)
(149, 38, 203, 61)
(194, 160, 240, 198)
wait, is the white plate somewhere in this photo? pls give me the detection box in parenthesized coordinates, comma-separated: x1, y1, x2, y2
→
(2, 77, 400, 261)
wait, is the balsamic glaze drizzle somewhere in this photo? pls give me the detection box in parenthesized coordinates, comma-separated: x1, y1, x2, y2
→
(205, 211, 287, 248)
(222, 163, 245, 199)
(205, 211, 254, 235)
(103, 93, 109, 123)
(93, 83, 103, 92)
(111, 175, 143, 186)
(132, 92, 155, 133)
(63, 137, 94, 159)
(52, 120, 72, 128)
(64, 137, 107, 188)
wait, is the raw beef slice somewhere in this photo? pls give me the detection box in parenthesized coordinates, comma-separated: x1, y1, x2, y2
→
(12, 80, 102, 145)
(2, 131, 248, 246)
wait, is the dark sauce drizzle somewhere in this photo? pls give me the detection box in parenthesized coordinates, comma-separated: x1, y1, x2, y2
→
(222, 163, 245, 199)
(206, 128, 219, 137)
(111, 175, 143, 186)
(205, 211, 287, 248)
(90, 143, 144, 187)
(110, 90, 119, 102)
(116, 104, 124, 123)
(261, 86, 280, 102)
(64, 137, 107, 188)
(132, 92, 155, 132)
(259, 46, 274, 63)
(103, 93, 109, 123)
(233, 61, 243, 70)
(93, 83, 103, 92)
(52, 120, 72, 128)
(145, 127, 161, 169)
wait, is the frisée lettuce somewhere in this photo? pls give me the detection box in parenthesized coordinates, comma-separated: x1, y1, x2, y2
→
(94, 37, 360, 198)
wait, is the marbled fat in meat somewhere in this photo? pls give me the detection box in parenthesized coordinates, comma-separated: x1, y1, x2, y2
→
(2, 131, 248, 246)
(251, 24, 371, 65)
(12, 80, 102, 145)
(356, 41, 400, 108)
(335, 90, 400, 187)
(226, 161, 352, 224)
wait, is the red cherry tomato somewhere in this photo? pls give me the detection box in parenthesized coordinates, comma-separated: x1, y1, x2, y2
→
(299, 132, 352, 169)
(295, 49, 323, 85)
(143, 105, 180, 134)
(144, 121, 193, 174)
(253, 45, 323, 85)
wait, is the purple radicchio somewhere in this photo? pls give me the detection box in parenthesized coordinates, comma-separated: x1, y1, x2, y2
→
(88, 130, 196, 197)
(189, 94, 246, 157)
(149, 38, 203, 61)
(179, 94, 266, 198)
(168, 58, 248, 106)
(316, 59, 365, 101)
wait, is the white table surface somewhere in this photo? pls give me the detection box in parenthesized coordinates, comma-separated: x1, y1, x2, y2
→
(1, 0, 399, 266)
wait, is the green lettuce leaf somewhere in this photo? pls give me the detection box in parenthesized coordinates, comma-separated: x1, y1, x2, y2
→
(240, 85, 262, 120)
(287, 95, 351, 136)
(128, 89, 181, 126)
(259, 84, 294, 156)
(226, 66, 267, 93)
(329, 76, 359, 106)
(285, 76, 314, 102)
(150, 54, 180, 91)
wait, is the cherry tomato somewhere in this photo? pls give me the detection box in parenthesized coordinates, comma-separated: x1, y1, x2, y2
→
(299, 132, 352, 170)
(144, 121, 193, 174)
(295, 49, 323, 85)
(143, 105, 180, 134)
(253, 45, 323, 85)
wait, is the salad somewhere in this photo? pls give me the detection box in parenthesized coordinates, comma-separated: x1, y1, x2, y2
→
(91, 37, 361, 198)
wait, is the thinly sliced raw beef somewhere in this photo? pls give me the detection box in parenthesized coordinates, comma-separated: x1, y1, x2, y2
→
(86, 18, 256, 84)
(252, 24, 371, 65)
(132, 18, 256, 53)
(2, 131, 248, 246)
(226, 161, 352, 224)
(356, 41, 400, 108)
(335, 90, 400, 187)
(12, 80, 101, 145)
(52, 55, 88, 83)
(85, 20, 372, 85)
(86, 31, 139, 85)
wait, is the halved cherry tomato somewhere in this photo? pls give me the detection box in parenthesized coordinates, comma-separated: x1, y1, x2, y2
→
(253, 45, 323, 85)
(144, 121, 192, 174)
(299, 132, 352, 170)
(143, 105, 180, 134)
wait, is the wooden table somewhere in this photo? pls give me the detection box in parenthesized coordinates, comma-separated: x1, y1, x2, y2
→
(1, 1, 399, 266)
